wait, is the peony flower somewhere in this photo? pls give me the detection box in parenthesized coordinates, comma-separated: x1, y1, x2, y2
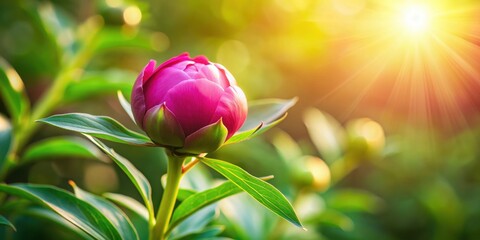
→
(131, 53, 247, 155)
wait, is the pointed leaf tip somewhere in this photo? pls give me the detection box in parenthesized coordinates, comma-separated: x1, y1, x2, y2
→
(201, 158, 304, 228)
(117, 91, 136, 124)
(228, 98, 296, 145)
(240, 97, 297, 132)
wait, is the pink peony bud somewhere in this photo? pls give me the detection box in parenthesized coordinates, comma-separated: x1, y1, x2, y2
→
(131, 53, 247, 154)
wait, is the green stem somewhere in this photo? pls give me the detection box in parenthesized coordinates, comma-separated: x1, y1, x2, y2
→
(146, 202, 156, 237)
(151, 151, 185, 240)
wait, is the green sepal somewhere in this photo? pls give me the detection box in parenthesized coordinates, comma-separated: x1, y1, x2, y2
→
(178, 119, 228, 155)
(143, 104, 185, 147)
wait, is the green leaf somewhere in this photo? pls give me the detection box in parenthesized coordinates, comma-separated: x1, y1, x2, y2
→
(38, 113, 154, 146)
(172, 226, 225, 240)
(226, 98, 297, 145)
(168, 206, 217, 240)
(169, 181, 242, 232)
(104, 193, 149, 240)
(0, 184, 121, 240)
(84, 135, 154, 225)
(227, 113, 287, 145)
(224, 124, 262, 145)
(23, 207, 91, 239)
(117, 91, 136, 124)
(169, 176, 274, 234)
(217, 194, 274, 240)
(70, 182, 139, 240)
(176, 189, 197, 201)
(103, 193, 149, 221)
(0, 58, 29, 125)
(201, 158, 304, 229)
(21, 136, 107, 164)
(0, 115, 12, 169)
(64, 70, 135, 102)
(0, 215, 15, 231)
(239, 98, 297, 131)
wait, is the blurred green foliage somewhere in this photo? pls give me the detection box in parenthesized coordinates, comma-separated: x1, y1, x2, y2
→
(1, 0, 480, 239)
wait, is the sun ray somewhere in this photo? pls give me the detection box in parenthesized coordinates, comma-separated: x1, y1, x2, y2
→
(318, 0, 480, 132)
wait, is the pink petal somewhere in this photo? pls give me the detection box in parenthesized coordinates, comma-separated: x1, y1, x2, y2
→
(199, 64, 230, 88)
(164, 79, 224, 136)
(193, 55, 209, 64)
(142, 60, 156, 83)
(214, 63, 237, 86)
(144, 67, 192, 110)
(172, 60, 196, 71)
(210, 86, 248, 139)
(131, 60, 156, 127)
(156, 52, 190, 70)
(184, 63, 206, 79)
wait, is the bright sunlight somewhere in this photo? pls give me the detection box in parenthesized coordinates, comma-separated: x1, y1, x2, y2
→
(320, 0, 480, 130)
(402, 4, 430, 33)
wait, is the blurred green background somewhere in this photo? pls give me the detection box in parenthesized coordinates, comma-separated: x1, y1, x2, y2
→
(2, 0, 480, 239)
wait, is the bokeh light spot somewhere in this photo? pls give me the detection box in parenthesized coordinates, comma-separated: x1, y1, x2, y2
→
(123, 6, 142, 26)
(347, 118, 385, 152)
(6, 68, 25, 92)
(305, 156, 331, 191)
(150, 32, 170, 52)
(0, 115, 10, 131)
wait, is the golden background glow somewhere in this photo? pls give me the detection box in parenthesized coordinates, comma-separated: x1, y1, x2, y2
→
(312, 0, 480, 131)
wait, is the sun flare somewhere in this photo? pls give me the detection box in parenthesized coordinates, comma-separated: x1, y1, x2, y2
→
(402, 5, 430, 33)
(319, 0, 480, 130)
